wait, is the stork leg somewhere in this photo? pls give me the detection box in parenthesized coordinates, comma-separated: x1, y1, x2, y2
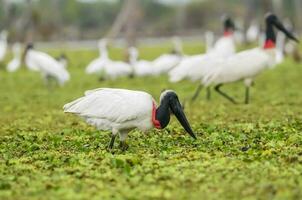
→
(119, 131, 129, 151)
(206, 87, 211, 100)
(108, 130, 118, 149)
(191, 84, 203, 102)
(214, 84, 238, 104)
(245, 86, 250, 104)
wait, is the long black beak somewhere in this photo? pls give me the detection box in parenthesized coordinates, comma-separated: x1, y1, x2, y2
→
(274, 20, 299, 43)
(170, 98, 197, 139)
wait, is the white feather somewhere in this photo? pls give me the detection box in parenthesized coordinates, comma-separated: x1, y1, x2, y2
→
(7, 43, 21, 72)
(203, 48, 276, 86)
(0, 30, 8, 61)
(63, 88, 154, 131)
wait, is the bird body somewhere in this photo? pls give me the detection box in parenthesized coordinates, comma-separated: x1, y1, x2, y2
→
(25, 47, 70, 86)
(7, 43, 21, 72)
(152, 54, 182, 75)
(246, 23, 260, 43)
(0, 30, 8, 61)
(85, 39, 109, 74)
(203, 48, 275, 86)
(104, 60, 133, 79)
(169, 34, 235, 83)
(86, 39, 132, 79)
(128, 47, 154, 76)
(169, 17, 236, 83)
(169, 54, 205, 82)
(64, 88, 196, 149)
(150, 36, 183, 76)
(64, 88, 154, 132)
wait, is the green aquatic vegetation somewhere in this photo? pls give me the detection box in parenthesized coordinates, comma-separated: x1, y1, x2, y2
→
(0, 43, 302, 200)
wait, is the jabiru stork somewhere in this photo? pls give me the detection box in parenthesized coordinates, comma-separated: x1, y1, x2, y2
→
(193, 13, 299, 104)
(63, 88, 197, 150)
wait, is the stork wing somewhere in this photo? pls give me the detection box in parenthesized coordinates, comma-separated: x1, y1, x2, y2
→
(63, 88, 153, 123)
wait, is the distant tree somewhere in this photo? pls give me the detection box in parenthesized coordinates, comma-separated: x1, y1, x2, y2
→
(107, 0, 143, 47)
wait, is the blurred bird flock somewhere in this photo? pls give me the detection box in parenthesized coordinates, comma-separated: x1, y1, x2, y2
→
(1, 0, 302, 199)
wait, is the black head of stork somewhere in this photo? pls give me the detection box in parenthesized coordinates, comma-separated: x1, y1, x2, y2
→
(265, 13, 299, 45)
(222, 15, 236, 35)
(156, 90, 197, 139)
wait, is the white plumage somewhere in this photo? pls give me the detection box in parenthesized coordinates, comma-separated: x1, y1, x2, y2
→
(169, 33, 235, 82)
(85, 39, 108, 74)
(128, 47, 154, 76)
(25, 48, 70, 86)
(0, 30, 8, 62)
(7, 43, 21, 72)
(246, 22, 260, 43)
(203, 48, 276, 87)
(104, 60, 133, 79)
(152, 54, 182, 75)
(151, 37, 183, 75)
(86, 39, 132, 79)
(64, 88, 155, 150)
(64, 88, 154, 132)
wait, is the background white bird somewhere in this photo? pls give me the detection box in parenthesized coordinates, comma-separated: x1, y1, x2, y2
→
(63, 88, 196, 150)
(24, 44, 70, 87)
(7, 43, 21, 72)
(85, 39, 109, 75)
(169, 16, 236, 83)
(196, 13, 299, 104)
(104, 60, 133, 79)
(246, 22, 260, 43)
(0, 30, 8, 62)
(86, 39, 132, 79)
(128, 47, 154, 76)
(152, 37, 183, 75)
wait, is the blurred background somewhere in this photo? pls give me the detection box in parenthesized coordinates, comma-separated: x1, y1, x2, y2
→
(0, 0, 301, 47)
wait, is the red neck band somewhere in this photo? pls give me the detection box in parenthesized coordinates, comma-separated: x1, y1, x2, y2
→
(152, 102, 162, 129)
(223, 31, 233, 37)
(263, 39, 276, 49)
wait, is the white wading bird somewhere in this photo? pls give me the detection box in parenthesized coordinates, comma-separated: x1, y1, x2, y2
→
(63, 88, 197, 150)
(7, 43, 21, 72)
(246, 21, 260, 43)
(152, 37, 183, 75)
(0, 30, 8, 62)
(193, 13, 299, 104)
(103, 59, 133, 80)
(23, 44, 70, 86)
(169, 16, 236, 83)
(85, 39, 108, 75)
(86, 39, 132, 79)
(128, 47, 154, 76)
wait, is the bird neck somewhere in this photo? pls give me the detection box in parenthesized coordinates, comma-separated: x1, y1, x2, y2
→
(264, 23, 276, 49)
(223, 29, 233, 37)
(152, 100, 170, 129)
(100, 47, 108, 59)
(129, 53, 138, 65)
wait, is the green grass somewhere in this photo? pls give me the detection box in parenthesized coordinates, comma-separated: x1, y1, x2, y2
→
(0, 43, 302, 200)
